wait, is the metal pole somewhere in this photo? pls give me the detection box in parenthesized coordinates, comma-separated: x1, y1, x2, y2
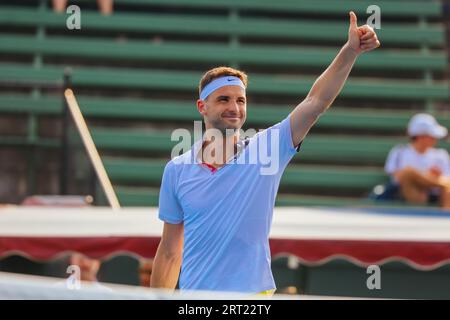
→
(59, 68, 72, 195)
(64, 89, 121, 211)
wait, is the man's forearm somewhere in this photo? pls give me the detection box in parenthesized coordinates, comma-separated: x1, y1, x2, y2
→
(289, 44, 359, 145)
(307, 43, 358, 112)
(289, 12, 379, 146)
(150, 249, 182, 289)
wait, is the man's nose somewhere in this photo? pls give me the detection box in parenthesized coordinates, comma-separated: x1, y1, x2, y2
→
(228, 101, 240, 113)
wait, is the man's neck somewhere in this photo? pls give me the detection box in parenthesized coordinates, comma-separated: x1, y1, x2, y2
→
(201, 134, 239, 168)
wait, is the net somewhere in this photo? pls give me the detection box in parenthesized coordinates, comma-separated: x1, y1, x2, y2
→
(0, 272, 313, 300)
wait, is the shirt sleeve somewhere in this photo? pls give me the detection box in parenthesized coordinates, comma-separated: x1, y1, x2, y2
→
(276, 114, 301, 166)
(384, 145, 402, 175)
(441, 150, 450, 177)
(158, 161, 184, 224)
(253, 114, 300, 175)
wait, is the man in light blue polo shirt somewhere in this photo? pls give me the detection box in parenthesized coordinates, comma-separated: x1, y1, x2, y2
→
(150, 12, 380, 294)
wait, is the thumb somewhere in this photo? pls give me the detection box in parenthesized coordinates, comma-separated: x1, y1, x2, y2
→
(349, 11, 358, 30)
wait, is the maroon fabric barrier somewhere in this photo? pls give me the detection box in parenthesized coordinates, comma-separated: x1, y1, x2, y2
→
(269, 238, 450, 269)
(0, 237, 160, 260)
(2, 236, 450, 269)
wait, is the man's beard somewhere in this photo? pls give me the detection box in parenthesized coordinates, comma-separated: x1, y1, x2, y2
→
(209, 117, 243, 136)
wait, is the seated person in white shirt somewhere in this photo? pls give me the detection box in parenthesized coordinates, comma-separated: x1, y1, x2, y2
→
(384, 113, 450, 209)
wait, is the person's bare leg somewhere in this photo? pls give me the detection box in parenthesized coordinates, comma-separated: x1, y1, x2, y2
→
(397, 167, 437, 205)
(399, 167, 446, 188)
(440, 186, 450, 209)
(397, 167, 450, 208)
(398, 181, 428, 205)
(52, 0, 67, 13)
(97, 0, 113, 15)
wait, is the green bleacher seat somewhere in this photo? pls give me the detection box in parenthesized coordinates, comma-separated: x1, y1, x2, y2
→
(1, 94, 450, 131)
(110, 0, 442, 19)
(0, 63, 447, 100)
(0, 5, 444, 46)
(102, 157, 387, 190)
(0, 35, 446, 72)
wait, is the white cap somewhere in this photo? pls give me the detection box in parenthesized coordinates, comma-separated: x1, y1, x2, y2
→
(407, 113, 448, 139)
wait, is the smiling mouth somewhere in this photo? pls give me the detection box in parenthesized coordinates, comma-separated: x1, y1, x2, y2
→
(223, 117, 241, 122)
(222, 114, 241, 119)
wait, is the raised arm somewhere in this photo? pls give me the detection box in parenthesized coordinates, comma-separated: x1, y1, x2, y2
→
(150, 222, 184, 289)
(290, 11, 380, 146)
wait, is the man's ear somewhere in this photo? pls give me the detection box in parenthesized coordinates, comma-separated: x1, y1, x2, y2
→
(197, 99, 207, 116)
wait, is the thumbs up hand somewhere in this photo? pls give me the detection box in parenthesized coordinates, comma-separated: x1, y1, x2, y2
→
(347, 11, 380, 55)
